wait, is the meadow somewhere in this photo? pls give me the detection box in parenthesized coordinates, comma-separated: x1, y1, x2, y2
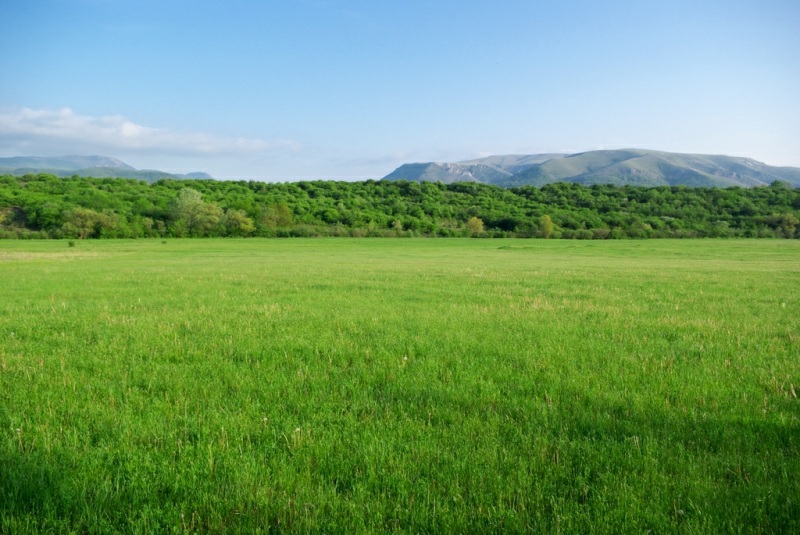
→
(1, 238, 798, 533)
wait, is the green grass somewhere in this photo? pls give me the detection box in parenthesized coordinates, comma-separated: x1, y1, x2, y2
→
(1, 238, 798, 533)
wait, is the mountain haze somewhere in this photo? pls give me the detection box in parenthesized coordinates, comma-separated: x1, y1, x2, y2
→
(0, 155, 212, 182)
(383, 150, 800, 188)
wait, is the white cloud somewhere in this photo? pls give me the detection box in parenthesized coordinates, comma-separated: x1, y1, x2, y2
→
(0, 107, 301, 157)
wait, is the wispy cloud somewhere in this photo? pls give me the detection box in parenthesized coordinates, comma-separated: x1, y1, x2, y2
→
(0, 107, 301, 156)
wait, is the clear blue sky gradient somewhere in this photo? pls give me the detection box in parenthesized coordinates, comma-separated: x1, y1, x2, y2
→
(1, 0, 798, 179)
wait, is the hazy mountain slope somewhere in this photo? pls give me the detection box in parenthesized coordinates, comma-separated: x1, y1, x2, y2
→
(384, 163, 493, 184)
(0, 155, 134, 171)
(0, 155, 212, 182)
(383, 154, 564, 184)
(513, 150, 715, 187)
(515, 150, 800, 187)
(65, 168, 179, 181)
(385, 150, 800, 188)
(457, 154, 566, 175)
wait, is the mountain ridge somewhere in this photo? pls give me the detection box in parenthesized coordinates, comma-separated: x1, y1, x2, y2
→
(383, 150, 800, 188)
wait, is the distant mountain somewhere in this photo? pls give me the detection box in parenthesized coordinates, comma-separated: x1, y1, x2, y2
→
(456, 154, 567, 174)
(382, 154, 564, 184)
(0, 155, 134, 172)
(383, 150, 800, 188)
(0, 155, 213, 182)
(181, 172, 213, 179)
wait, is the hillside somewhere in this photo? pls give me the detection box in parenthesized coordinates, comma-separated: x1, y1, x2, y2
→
(0, 155, 212, 182)
(383, 150, 800, 188)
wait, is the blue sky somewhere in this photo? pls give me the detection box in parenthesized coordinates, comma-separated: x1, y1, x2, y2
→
(1, 0, 798, 180)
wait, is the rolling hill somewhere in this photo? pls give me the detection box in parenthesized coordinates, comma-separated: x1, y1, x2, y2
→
(0, 155, 212, 181)
(383, 150, 800, 188)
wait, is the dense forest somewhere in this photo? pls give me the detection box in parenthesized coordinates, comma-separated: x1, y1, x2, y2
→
(1, 174, 798, 239)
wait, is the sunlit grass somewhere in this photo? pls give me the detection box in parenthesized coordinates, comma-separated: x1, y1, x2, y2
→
(1, 238, 798, 533)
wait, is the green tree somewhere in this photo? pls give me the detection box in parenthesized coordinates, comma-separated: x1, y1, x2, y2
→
(194, 203, 223, 236)
(171, 188, 222, 236)
(466, 216, 484, 236)
(260, 203, 293, 228)
(61, 208, 117, 239)
(224, 209, 255, 236)
(540, 214, 554, 238)
(171, 188, 205, 232)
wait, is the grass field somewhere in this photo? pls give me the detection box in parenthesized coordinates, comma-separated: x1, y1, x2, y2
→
(1, 238, 798, 533)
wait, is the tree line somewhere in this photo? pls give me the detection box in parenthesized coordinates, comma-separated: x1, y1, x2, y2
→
(1, 174, 798, 239)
